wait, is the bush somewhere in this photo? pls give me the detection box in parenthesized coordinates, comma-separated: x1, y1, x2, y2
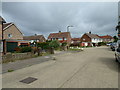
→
(61, 42, 67, 46)
(37, 42, 50, 49)
(14, 47, 21, 52)
(20, 46, 32, 53)
(70, 43, 80, 47)
(98, 42, 106, 46)
(49, 40, 60, 49)
(8, 69, 14, 72)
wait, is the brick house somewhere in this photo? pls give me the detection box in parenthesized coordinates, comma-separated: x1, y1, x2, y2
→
(23, 35, 46, 43)
(3, 23, 23, 40)
(81, 32, 102, 46)
(71, 38, 81, 46)
(2, 22, 25, 52)
(0, 16, 6, 53)
(0, 16, 6, 40)
(98, 35, 114, 42)
(0, 18, 30, 53)
(48, 31, 72, 45)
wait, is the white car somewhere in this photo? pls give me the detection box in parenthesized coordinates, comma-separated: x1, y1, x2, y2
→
(115, 40, 120, 63)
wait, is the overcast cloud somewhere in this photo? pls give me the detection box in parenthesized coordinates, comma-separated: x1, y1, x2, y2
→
(2, 2, 118, 38)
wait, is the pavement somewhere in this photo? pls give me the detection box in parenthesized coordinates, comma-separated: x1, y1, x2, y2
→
(2, 51, 69, 73)
(2, 46, 119, 88)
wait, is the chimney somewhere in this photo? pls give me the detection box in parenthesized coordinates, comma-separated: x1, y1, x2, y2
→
(89, 31, 91, 34)
(59, 31, 61, 33)
(35, 34, 37, 36)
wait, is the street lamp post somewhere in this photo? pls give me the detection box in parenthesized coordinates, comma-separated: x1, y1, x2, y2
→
(67, 25, 73, 32)
(34, 34, 37, 47)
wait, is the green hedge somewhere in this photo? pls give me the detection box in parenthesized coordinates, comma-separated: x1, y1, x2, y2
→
(98, 42, 107, 46)
(49, 40, 60, 49)
(37, 42, 50, 49)
(20, 47, 32, 53)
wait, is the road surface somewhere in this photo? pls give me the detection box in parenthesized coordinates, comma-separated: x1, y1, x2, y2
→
(2, 46, 118, 88)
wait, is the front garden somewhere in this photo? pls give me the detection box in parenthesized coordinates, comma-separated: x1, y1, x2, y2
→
(2, 40, 69, 63)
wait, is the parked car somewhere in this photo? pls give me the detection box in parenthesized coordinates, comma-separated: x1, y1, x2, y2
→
(110, 42, 117, 51)
(106, 42, 112, 46)
(115, 40, 120, 63)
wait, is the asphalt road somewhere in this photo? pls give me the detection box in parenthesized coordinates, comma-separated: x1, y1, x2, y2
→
(2, 46, 119, 88)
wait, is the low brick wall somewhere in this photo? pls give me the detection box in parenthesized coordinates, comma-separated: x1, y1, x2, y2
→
(2, 52, 34, 63)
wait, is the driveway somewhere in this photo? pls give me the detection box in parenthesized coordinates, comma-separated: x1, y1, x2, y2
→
(2, 46, 118, 88)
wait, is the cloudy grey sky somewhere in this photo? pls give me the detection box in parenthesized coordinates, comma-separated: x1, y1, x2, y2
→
(2, 2, 118, 38)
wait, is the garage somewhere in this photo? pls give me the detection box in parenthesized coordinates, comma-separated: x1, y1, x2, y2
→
(6, 42, 18, 52)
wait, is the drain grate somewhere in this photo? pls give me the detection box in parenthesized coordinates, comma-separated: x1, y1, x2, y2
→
(20, 77, 37, 84)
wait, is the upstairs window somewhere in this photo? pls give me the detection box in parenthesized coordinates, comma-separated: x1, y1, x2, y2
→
(8, 34, 12, 38)
(53, 38, 55, 40)
(83, 38, 85, 41)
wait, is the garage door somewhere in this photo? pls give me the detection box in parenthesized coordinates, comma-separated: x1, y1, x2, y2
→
(7, 42, 18, 52)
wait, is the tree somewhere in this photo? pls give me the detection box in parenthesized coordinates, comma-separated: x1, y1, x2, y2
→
(113, 36, 118, 42)
(37, 42, 50, 49)
(49, 40, 60, 49)
(61, 42, 67, 46)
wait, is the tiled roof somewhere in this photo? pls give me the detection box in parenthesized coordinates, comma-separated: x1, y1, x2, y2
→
(48, 32, 71, 39)
(85, 33, 100, 39)
(99, 35, 113, 39)
(0, 16, 6, 23)
(23, 35, 44, 40)
(3, 22, 23, 35)
(59, 40, 67, 43)
(71, 38, 81, 41)
(3, 23, 12, 29)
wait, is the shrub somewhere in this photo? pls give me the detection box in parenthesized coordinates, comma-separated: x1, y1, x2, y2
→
(14, 47, 21, 52)
(98, 42, 106, 46)
(49, 40, 60, 49)
(37, 42, 50, 49)
(61, 42, 67, 46)
(8, 69, 14, 72)
(20, 46, 32, 53)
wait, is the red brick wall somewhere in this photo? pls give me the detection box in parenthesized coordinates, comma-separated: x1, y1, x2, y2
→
(66, 33, 72, 45)
(3, 25, 23, 40)
(39, 36, 46, 42)
(81, 34, 91, 42)
(0, 23, 2, 40)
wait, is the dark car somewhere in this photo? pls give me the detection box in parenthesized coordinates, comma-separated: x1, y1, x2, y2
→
(115, 40, 120, 63)
(110, 42, 117, 51)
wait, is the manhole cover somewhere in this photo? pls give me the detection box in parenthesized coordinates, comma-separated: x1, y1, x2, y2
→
(20, 77, 37, 84)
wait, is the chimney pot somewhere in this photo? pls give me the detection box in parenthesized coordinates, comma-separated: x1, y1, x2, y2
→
(59, 31, 61, 33)
(89, 31, 91, 34)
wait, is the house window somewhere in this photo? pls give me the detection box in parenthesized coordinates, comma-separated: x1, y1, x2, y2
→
(8, 34, 12, 38)
(53, 38, 55, 40)
(64, 38, 67, 40)
(59, 38, 63, 40)
(83, 38, 85, 41)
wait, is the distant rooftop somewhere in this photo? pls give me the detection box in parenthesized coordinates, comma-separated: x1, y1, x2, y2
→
(48, 32, 71, 39)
